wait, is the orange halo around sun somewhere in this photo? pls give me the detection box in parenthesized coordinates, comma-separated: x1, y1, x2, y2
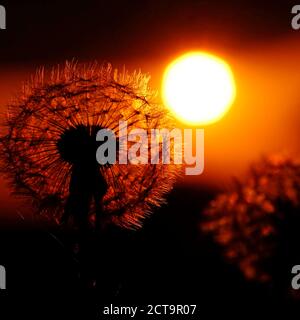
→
(162, 52, 236, 125)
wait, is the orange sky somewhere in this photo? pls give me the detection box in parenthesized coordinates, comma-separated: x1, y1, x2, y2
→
(1, 35, 300, 212)
(136, 35, 300, 187)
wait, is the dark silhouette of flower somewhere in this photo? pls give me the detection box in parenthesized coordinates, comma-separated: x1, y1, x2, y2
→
(0, 61, 179, 230)
(202, 154, 300, 283)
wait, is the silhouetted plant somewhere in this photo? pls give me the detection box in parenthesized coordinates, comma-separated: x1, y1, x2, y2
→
(0, 61, 179, 231)
(202, 154, 300, 286)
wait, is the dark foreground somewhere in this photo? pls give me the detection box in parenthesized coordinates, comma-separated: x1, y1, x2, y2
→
(0, 185, 298, 318)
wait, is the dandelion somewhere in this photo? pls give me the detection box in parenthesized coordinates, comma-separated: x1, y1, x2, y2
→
(0, 61, 179, 231)
(202, 155, 300, 283)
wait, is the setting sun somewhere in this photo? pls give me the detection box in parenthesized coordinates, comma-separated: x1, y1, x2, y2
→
(162, 52, 236, 125)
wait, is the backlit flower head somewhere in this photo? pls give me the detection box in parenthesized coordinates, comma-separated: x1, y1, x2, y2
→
(202, 155, 300, 282)
(0, 61, 179, 230)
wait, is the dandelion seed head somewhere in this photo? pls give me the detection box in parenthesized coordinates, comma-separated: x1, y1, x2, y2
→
(0, 61, 180, 230)
(202, 155, 300, 283)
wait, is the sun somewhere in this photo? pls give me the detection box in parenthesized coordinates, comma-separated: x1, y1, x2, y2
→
(162, 52, 236, 125)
